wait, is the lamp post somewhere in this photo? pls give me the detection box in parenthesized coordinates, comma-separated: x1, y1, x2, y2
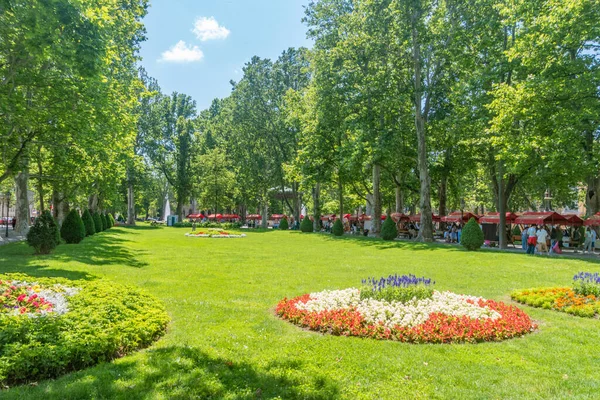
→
(544, 189, 552, 212)
(5, 191, 10, 238)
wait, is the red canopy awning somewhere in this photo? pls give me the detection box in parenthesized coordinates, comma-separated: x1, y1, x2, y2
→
(344, 213, 351, 219)
(408, 214, 441, 223)
(514, 212, 569, 226)
(270, 214, 286, 220)
(441, 212, 479, 223)
(187, 213, 205, 219)
(584, 213, 600, 226)
(479, 212, 518, 224)
(221, 214, 240, 220)
(246, 214, 262, 220)
(320, 214, 337, 221)
(565, 215, 583, 226)
(390, 212, 409, 222)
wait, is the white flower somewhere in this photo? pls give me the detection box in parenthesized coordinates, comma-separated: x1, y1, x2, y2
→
(295, 289, 500, 328)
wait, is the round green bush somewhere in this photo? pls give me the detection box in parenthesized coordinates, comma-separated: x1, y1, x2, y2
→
(60, 209, 86, 244)
(100, 213, 108, 230)
(461, 217, 484, 251)
(300, 216, 313, 233)
(92, 211, 103, 233)
(511, 225, 521, 236)
(279, 217, 289, 230)
(381, 214, 398, 241)
(26, 210, 60, 254)
(0, 273, 169, 386)
(82, 209, 96, 236)
(332, 218, 344, 236)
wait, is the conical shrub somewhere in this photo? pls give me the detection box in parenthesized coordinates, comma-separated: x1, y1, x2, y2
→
(461, 217, 484, 251)
(82, 209, 95, 236)
(300, 216, 313, 233)
(279, 217, 289, 230)
(108, 213, 116, 227)
(26, 210, 60, 254)
(93, 211, 102, 233)
(332, 219, 344, 236)
(60, 209, 86, 244)
(381, 215, 398, 241)
(100, 213, 108, 230)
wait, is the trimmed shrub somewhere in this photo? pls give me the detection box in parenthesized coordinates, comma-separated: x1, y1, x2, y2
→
(93, 211, 102, 233)
(381, 214, 398, 241)
(300, 216, 313, 233)
(100, 213, 108, 230)
(82, 209, 95, 236)
(60, 209, 86, 244)
(108, 213, 116, 227)
(461, 217, 484, 251)
(26, 210, 60, 254)
(279, 217, 289, 230)
(0, 273, 169, 386)
(332, 219, 344, 236)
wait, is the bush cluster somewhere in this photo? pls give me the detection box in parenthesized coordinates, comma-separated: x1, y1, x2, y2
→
(381, 215, 398, 241)
(300, 216, 313, 233)
(26, 211, 60, 254)
(0, 274, 169, 386)
(461, 218, 484, 251)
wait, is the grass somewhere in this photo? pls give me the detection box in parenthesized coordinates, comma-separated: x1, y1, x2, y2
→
(0, 225, 600, 399)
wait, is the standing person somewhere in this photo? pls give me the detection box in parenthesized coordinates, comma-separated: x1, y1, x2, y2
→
(457, 223, 463, 243)
(521, 225, 528, 251)
(549, 225, 559, 254)
(591, 227, 597, 254)
(11, 217, 16, 230)
(536, 225, 549, 255)
(191, 219, 197, 232)
(526, 224, 537, 255)
(584, 227, 593, 254)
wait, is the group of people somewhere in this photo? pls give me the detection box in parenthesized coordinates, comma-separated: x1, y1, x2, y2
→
(443, 223, 462, 243)
(521, 224, 597, 255)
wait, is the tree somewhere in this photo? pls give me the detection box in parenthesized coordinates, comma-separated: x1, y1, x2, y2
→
(93, 211, 103, 233)
(461, 218, 484, 251)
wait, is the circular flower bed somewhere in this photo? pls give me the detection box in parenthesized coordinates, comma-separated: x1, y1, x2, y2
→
(185, 230, 246, 238)
(0, 274, 169, 386)
(277, 275, 535, 343)
(511, 272, 600, 318)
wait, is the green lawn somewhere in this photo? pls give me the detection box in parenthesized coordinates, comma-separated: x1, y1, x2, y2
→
(1, 226, 600, 399)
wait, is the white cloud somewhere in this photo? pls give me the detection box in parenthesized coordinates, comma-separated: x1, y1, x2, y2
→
(192, 16, 230, 41)
(159, 40, 204, 63)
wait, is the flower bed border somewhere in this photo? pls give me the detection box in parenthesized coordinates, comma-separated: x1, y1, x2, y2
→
(511, 287, 600, 318)
(277, 291, 536, 343)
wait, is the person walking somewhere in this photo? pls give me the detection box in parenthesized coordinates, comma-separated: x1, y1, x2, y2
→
(536, 225, 549, 255)
(584, 227, 593, 254)
(11, 217, 16, 230)
(521, 225, 528, 251)
(526, 224, 537, 255)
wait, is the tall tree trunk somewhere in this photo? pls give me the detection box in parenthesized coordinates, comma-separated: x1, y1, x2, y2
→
(127, 168, 136, 225)
(439, 173, 448, 218)
(337, 174, 344, 218)
(88, 194, 98, 212)
(15, 166, 30, 235)
(292, 182, 301, 222)
(498, 160, 507, 249)
(261, 201, 268, 229)
(313, 183, 321, 231)
(36, 156, 44, 212)
(372, 164, 382, 235)
(395, 176, 404, 213)
(411, 13, 433, 242)
(52, 189, 69, 226)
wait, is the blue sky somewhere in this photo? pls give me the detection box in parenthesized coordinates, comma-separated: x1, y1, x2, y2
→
(139, 0, 313, 111)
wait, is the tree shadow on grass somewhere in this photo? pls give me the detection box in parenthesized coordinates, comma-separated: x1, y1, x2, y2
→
(4, 346, 340, 399)
(320, 234, 460, 252)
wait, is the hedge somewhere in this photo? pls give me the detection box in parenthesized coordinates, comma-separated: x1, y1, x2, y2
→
(381, 214, 398, 241)
(82, 209, 96, 236)
(92, 211, 103, 233)
(26, 210, 60, 254)
(300, 217, 313, 233)
(461, 218, 484, 251)
(332, 219, 344, 236)
(0, 274, 169, 386)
